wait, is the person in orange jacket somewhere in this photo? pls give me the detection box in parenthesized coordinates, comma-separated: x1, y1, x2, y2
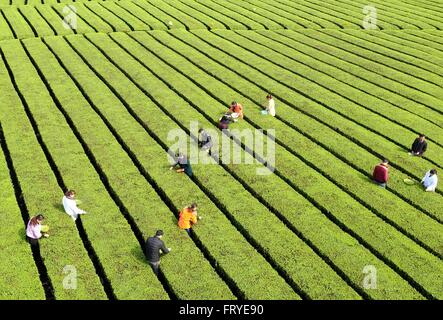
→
(229, 101, 244, 120)
(178, 203, 201, 235)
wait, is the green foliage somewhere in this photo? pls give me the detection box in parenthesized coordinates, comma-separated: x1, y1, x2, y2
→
(26, 35, 234, 300)
(43, 33, 299, 300)
(0, 41, 107, 300)
(0, 140, 45, 299)
(0, 0, 442, 301)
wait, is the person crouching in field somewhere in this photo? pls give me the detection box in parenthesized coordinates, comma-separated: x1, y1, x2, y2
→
(373, 159, 389, 188)
(422, 169, 438, 192)
(178, 203, 201, 235)
(410, 134, 427, 156)
(229, 101, 244, 120)
(219, 113, 234, 130)
(170, 152, 193, 177)
(198, 128, 213, 153)
(26, 214, 49, 246)
(145, 230, 171, 275)
(63, 190, 87, 221)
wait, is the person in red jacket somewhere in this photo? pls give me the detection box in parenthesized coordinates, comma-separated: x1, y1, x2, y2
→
(373, 159, 389, 188)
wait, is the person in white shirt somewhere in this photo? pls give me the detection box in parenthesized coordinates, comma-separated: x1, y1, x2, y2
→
(265, 94, 276, 117)
(63, 190, 87, 221)
(422, 169, 438, 192)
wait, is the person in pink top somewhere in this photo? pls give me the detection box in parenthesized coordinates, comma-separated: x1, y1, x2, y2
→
(26, 214, 49, 246)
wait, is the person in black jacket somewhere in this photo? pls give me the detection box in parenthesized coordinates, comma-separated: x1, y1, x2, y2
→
(410, 134, 427, 156)
(145, 230, 171, 275)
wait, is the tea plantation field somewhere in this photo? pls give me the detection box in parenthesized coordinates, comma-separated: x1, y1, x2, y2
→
(0, 0, 442, 300)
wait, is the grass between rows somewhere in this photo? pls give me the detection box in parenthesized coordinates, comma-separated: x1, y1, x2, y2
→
(0, 43, 107, 299)
(251, 30, 443, 133)
(61, 32, 362, 300)
(95, 30, 443, 298)
(208, 30, 443, 164)
(23, 35, 236, 300)
(1, 38, 170, 300)
(185, 29, 443, 221)
(80, 31, 430, 300)
(61, 31, 430, 298)
(134, 29, 443, 256)
(3, 0, 443, 42)
(0, 128, 45, 299)
(33, 34, 300, 300)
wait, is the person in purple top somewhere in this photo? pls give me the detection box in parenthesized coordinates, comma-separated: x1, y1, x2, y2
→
(26, 214, 49, 246)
